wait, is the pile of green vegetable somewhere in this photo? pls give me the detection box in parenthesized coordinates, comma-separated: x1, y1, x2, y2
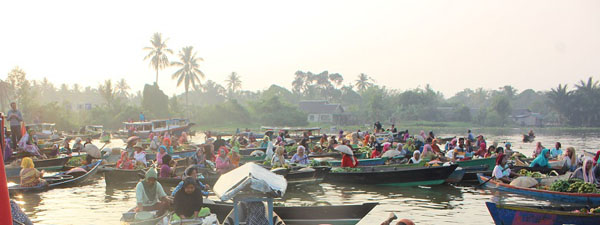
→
(549, 179, 598, 193)
(309, 160, 331, 167)
(518, 169, 545, 178)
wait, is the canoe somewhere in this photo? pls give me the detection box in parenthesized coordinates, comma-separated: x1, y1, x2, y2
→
(103, 168, 145, 186)
(145, 150, 196, 161)
(8, 160, 102, 194)
(326, 157, 387, 167)
(308, 152, 365, 160)
(324, 164, 458, 186)
(486, 201, 600, 225)
(285, 167, 331, 185)
(456, 157, 496, 181)
(206, 201, 377, 225)
(237, 147, 267, 156)
(5, 156, 71, 180)
(523, 134, 535, 143)
(221, 207, 286, 225)
(477, 174, 600, 205)
(446, 167, 465, 183)
(120, 208, 170, 225)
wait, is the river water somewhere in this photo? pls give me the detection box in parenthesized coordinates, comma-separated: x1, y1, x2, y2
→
(9, 131, 600, 225)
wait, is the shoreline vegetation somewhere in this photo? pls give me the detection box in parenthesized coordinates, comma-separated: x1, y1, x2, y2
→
(193, 121, 600, 136)
(1, 33, 599, 132)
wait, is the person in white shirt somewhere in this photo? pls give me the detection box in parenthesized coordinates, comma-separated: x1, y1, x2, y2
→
(492, 153, 512, 183)
(132, 142, 147, 166)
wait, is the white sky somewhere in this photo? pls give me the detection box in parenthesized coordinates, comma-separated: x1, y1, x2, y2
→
(1, 0, 599, 97)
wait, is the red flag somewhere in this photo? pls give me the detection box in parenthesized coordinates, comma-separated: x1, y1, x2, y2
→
(0, 113, 13, 224)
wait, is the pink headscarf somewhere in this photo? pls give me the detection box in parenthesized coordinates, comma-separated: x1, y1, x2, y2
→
(382, 142, 391, 153)
(420, 130, 426, 140)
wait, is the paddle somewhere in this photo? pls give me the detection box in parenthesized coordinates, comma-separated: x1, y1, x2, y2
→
(476, 175, 496, 189)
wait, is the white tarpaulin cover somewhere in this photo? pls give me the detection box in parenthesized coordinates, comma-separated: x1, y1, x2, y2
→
(213, 163, 287, 201)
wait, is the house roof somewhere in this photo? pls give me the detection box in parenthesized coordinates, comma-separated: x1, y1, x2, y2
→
(298, 100, 344, 114)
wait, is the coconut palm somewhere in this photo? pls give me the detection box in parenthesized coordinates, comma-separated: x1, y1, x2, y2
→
(355, 73, 373, 92)
(171, 46, 205, 110)
(547, 84, 572, 125)
(115, 78, 131, 98)
(143, 33, 173, 85)
(225, 72, 242, 96)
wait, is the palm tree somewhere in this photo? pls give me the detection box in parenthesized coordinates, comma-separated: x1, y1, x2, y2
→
(225, 72, 242, 96)
(98, 79, 116, 108)
(115, 78, 131, 98)
(292, 70, 306, 94)
(355, 73, 373, 92)
(171, 46, 205, 111)
(547, 84, 572, 125)
(143, 33, 173, 86)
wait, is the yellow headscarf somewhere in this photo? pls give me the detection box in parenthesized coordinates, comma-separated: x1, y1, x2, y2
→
(21, 157, 35, 169)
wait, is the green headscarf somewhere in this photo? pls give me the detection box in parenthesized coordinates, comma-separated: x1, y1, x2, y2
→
(143, 168, 158, 200)
(529, 149, 550, 168)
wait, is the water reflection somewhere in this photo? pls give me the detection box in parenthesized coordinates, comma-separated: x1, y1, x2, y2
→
(14, 132, 600, 224)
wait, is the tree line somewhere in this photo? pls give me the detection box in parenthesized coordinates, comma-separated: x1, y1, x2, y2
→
(0, 32, 598, 129)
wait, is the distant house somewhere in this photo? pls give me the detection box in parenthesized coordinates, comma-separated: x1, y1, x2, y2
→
(298, 100, 347, 124)
(511, 109, 544, 127)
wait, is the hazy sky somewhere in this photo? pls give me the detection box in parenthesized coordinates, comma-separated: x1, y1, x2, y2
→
(1, 0, 599, 97)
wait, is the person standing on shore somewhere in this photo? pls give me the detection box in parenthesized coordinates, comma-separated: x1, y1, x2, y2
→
(7, 102, 23, 149)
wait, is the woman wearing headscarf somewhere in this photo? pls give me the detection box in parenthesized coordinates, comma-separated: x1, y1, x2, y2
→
(229, 147, 241, 168)
(72, 137, 83, 154)
(593, 150, 600, 166)
(116, 151, 134, 169)
(171, 166, 210, 197)
(371, 146, 381, 159)
(132, 142, 147, 167)
(320, 134, 329, 149)
(341, 152, 358, 168)
(570, 157, 597, 184)
(159, 154, 176, 178)
(533, 142, 543, 158)
(382, 142, 392, 154)
(173, 177, 204, 219)
(431, 139, 441, 154)
(192, 146, 207, 168)
(216, 147, 232, 173)
(156, 146, 168, 166)
(271, 146, 287, 167)
(421, 138, 433, 157)
(20, 157, 47, 187)
(291, 146, 309, 165)
(529, 149, 551, 168)
(135, 168, 169, 214)
(409, 151, 421, 164)
(492, 153, 512, 183)
(561, 147, 578, 171)
(178, 132, 189, 145)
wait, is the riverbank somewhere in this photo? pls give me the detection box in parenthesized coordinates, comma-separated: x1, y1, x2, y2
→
(192, 121, 600, 136)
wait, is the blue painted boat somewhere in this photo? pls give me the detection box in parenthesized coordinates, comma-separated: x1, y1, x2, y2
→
(477, 174, 600, 206)
(486, 202, 600, 225)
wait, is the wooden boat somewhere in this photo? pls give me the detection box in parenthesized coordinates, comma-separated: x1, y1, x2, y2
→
(238, 147, 266, 156)
(64, 125, 104, 139)
(285, 167, 331, 185)
(455, 157, 496, 181)
(308, 152, 365, 160)
(222, 207, 286, 225)
(8, 160, 102, 194)
(523, 134, 535, 143)
(477, 174, 600, 205)
(103, 168, 145, 186)
(486, 201, 600, 225)
(120, 208, 170, 225)
(5, 156, 71, 180)
(325, 157, 387, 167)
(25, 123, 60, 140)
(445, 167, 465, 183)
(510, 166, 567, 175)
(117, 118, 194, 139)
(206, 201, 377, 225)
(261, 126, 323, 141)
(145, 150, 196, 161)
(324, 164, 458, 186)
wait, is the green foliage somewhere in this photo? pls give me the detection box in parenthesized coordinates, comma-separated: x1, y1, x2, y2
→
(192, 99, 251, 126)
(142, 84, 169, 118)
(250, 96, 308, 126)
(453, 105, 472, 122)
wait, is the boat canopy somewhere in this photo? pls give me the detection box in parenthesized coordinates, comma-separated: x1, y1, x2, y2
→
(260, 126, 321, 132)
(213, 163, 287, 201)
(26, 123, 56, 131)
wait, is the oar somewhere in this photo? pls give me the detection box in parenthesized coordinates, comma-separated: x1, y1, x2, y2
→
(477, 175, 496, 188)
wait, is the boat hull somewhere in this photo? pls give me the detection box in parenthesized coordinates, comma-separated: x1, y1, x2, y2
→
(8, 160, 102, 194)
(103, 168, 144, 186)
(206, 202, 377, 225)
(486, 202, 600, 225)
(326, 158, 386, 167)
(478, 174, 600, 206)
(324, 165, 458, 186)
